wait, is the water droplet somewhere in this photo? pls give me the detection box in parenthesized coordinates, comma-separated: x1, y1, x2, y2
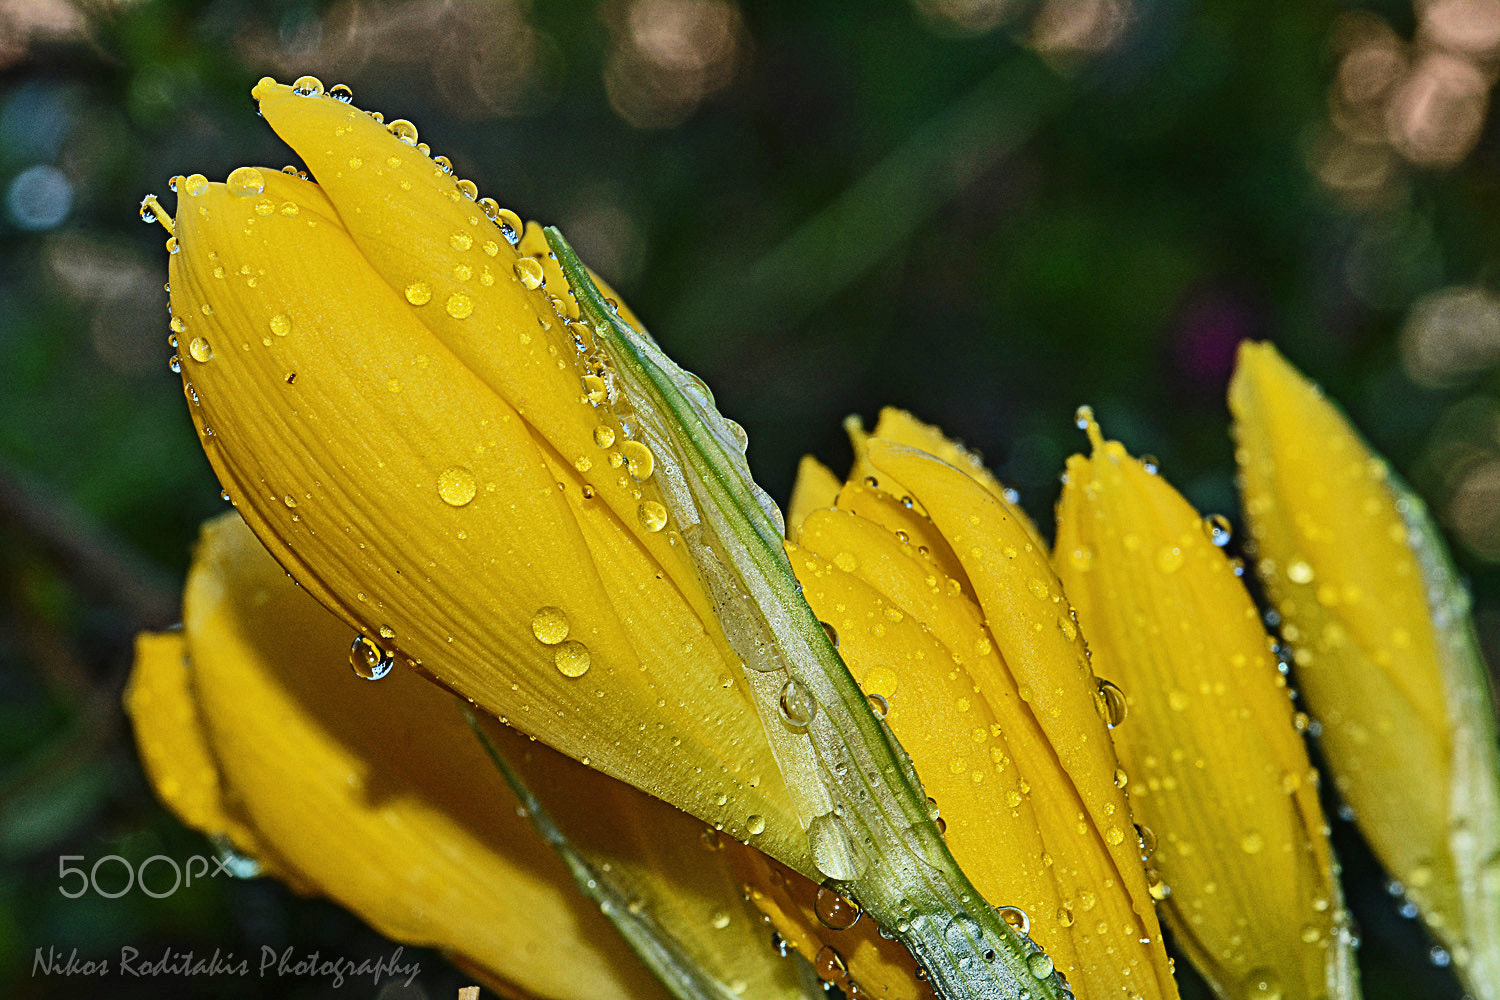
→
(387, 119, 419, 144)
(637, 500, 668, 532)
(1204, 513, 1233, 547)
(138, 195, 159, 224)
(621, 440, 655, 481)
(514, 256, 545, 289)
(814, 945, 848, 983)
(445, 292, 473, 319)
(1240, 831, 1264, 855)
(438, 466, 477, 506)
(1141, 454, 1160, 474)
(269, 314, 291, 337)
(329, 83, 354, 102)
(226, 166, 266, 197)
(531, 607, 569, 645)
(1113, 767, 1128, 788)
(291, 75, 325, 97)
(582, 374, 608, 405)
(553, 640, 591, 678)
(1056, 904, 1075, 927)
(350, 634, 393, 680)
(779, 679, 816, 728)
(1074, 404, 1095, 430)
(456, 178, 478, 200)
(187, 337, 213, 363)
(182, 173, 209, 197)
(168, 355, 181, 373)
(808, 811, 866, 880)
(165, 235, 180, 255)
(593, 425, 616, 448)
(867, 692, 889, 718)
(815, 887, 862, 930)
(1094, 678, 1127, 728)
(821, 620, 840, 649)
(1242, 968, 1282, 1000)
(405, 281, 433, 306)
(497, 208, 523, 246)
(710, 909, 732, 930)
(997, 905, 1030, 935)
(1156, 545, 1184, 574)
(746, 814, 766, 835)
(1027, 953, 1054, 979)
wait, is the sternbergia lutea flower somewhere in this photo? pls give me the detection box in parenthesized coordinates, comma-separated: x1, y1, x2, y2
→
(1230, 343, 1500, 1000)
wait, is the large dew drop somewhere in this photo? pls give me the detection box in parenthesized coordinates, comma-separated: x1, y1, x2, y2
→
(531, 606, 570, 645)
(621, 440, 655, 481)
(436, 466, 477, 507)
(814, 887, 862, 930)
(349, 634, 393, 680)
(808, 811, 866, 881)
(513, 256, 545, 290)
(553, 640, 591, 678)
(226, 166, 266, 198)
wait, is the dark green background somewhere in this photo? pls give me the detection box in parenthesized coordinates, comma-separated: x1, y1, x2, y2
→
(0, 0, 1490, 996)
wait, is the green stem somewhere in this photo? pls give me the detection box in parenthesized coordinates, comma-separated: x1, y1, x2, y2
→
(548, 228, 1069, 1000)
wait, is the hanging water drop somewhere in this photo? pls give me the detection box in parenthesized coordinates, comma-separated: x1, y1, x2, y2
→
(815, 887, 862, 930)
(350, 634, 393, 680)
(1094, 678, 1127, 728)
(514, 256, 545, 289)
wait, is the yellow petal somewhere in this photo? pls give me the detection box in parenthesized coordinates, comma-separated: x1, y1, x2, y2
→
(727, 843, 932, 1000)
(126, 632, 272, 869)
(1054, 411, 1357, 1000)
(787, 455, 841, 539)
(1230, 341, 1500, 999)
(787, 439, 1178, 1000)
(130, 513, 816, 1000)
(163, 150, 804, 865)
(129, 514, 664, 999)
(842, 408, 1045, 548)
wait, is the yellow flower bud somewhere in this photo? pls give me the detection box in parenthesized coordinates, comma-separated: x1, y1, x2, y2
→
(128, 513, 818, 1000)
(1230, 341, 1500, 1000)
(1055, 409, 1356, 1000)
(764, 409, 1178, 1000)
(157, 80, 806, 870)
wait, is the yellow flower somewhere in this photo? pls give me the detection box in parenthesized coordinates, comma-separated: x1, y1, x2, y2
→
(129, 512, 820, 1000)
(1054, 409, 1357, 1000)
(153, 78, 1137, 1000)
(769, 408, 1179, 1000)
(1229, 342, 1500, 1000)
(153, 78, 809, 872)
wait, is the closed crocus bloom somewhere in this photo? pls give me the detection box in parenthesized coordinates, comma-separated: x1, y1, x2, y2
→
(152, 78, 807, 872)
(770, 409, 1179, 1000)
(129, 513, 821, 1000)
(1229, 342, 1500, 1000)
(1054, 409, 1357, 1000)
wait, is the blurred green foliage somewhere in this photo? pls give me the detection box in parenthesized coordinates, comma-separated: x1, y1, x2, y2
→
(0, 0, 1495, 995)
